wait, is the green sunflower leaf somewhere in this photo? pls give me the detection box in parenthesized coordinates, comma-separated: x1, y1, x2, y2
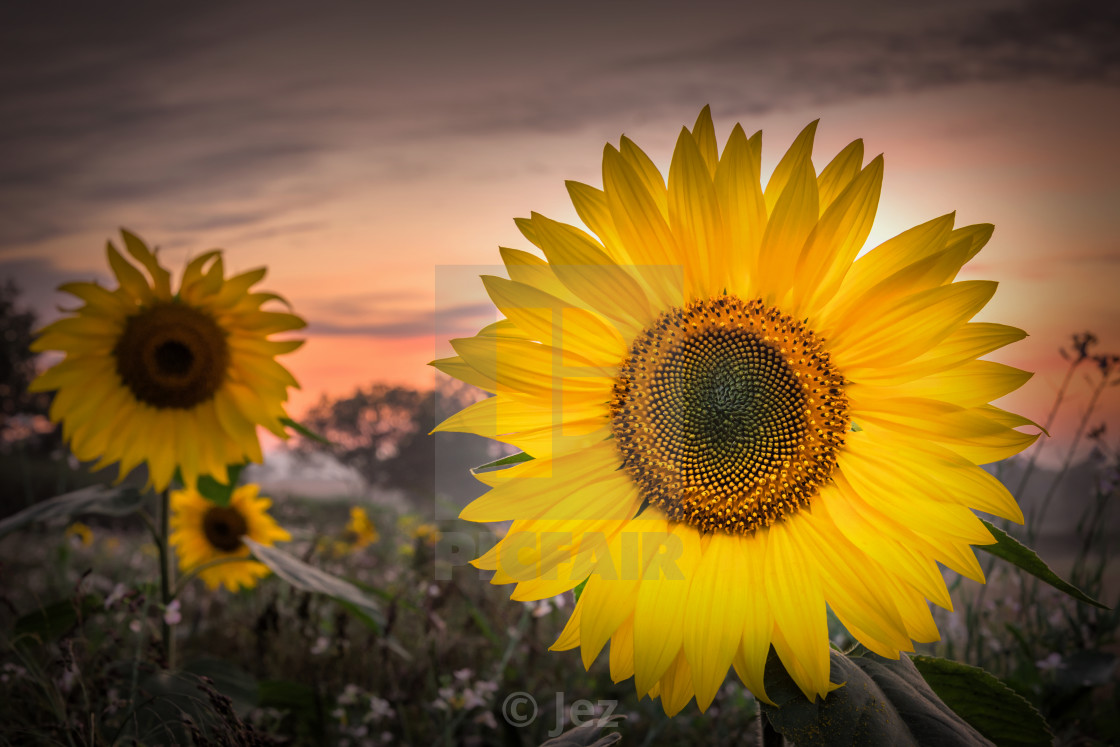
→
(280, 416, 332, 445)
(912, 655, 1053, 747)
(195, 464, 246, 507)
(0, 485, 145, 540)
(243, 538, 385, 628)
(473, 451, 534, 473)
(761, 646, 992, 746)
(572, 578, 588, 603)
(977, 520, 1108, 609)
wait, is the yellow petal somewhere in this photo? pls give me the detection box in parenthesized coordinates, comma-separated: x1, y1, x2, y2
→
(565, 180, 630, 263)
(816, 139, 864, 214)
(480, 275, 627, 364)
(792, 155, 883, 318)
(715, 123, 766, 299)
(529, 212, 654, 332)
(764, 120, 818, 214)
(669, 127, 727, 299)
(683, 532, 749, 711)
(106, 242, 153, 303)
(764, 516, 830, 700)
(756, 156, 818, 305)
(633, 524, 701, 694)
(829, 280, 997, 370)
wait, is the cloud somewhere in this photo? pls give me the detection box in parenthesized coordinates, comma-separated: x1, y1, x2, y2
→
(0, 256, 109, 323)
(1, 0, 1116, 253)
(306, 301, 496, 340)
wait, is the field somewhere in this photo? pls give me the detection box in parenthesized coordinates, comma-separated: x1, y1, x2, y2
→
(1, 449, 1117, 746)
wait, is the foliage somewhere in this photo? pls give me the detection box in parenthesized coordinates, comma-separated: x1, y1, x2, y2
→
(0, 278, 48, 427)
(296, 377, 498, 505)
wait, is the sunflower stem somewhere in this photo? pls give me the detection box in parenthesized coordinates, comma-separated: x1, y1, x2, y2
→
(759, 712, 783, 747)
(158, 488, 176, 670)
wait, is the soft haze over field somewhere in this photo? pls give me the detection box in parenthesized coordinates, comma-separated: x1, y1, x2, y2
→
(2, 0, 1118, 461)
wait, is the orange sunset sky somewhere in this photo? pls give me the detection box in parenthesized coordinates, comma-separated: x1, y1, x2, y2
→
(2, 0, 1118, 466)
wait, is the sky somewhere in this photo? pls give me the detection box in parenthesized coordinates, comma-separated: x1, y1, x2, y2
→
(1, 0, 1118, 464)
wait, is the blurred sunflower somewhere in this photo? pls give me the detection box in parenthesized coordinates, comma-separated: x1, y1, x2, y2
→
(169, 483, 290, 592)
(64, 521, 94, 548)
(30, 230, 304, 491)
(433, 107, 1037, 715)
(342, 506, 379, 551)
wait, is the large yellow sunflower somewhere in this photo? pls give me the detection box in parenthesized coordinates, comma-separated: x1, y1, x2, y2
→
(30, 230, 304, 491)
(433, 107, 1038, 715)
(169, 483, 290, 592)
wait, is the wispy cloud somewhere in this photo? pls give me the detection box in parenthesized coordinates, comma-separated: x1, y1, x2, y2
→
(306, 301, 495, 340)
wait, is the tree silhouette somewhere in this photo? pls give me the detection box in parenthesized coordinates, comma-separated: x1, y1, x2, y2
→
(297, 376, 500, 505)
(0, 279, 51, 438)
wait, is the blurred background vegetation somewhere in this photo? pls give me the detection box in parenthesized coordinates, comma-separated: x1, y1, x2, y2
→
(0, 280, 1117, 745)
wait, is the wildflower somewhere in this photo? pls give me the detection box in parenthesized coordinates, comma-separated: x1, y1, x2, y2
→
(169, 483, 290, 591)
(29, 230, 304, 491)
(366, 696, 394, 723)
(412, 522, 441, 545)
(435, 108, 1036, 713)
(1036, 652, 1063, 672)
(64, 521, 93, 548)
(341, 506, 379, 551)
(163, 599, 182, 626)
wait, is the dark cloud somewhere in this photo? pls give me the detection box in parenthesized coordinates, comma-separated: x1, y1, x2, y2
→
(0, 256, 109, 323)
(1, 0, 1115, 252)
(307, 301, 496, 340)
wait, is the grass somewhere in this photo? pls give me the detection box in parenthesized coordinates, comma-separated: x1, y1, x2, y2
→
(2, 465, 1117, 746)
(0, 496, 765, 746)
(2, 332, 1117, 745)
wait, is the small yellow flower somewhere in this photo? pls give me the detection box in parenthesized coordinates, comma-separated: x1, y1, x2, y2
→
(169, 483, 290, 592)
(342, 506, 379, 550)
(64, 522, 93, 547)
(411, 523, 441, 546)
(29, 230, 305, 491)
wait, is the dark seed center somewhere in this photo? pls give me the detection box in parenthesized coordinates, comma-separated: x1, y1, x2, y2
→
(610, 296, 849, 534)
(155, 340, 194, 377)
(114, 302, 229, 409)
(202, 506, 249, 552)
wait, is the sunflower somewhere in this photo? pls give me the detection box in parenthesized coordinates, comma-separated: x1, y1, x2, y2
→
(342, 506, 380, 550)
(432, 107, 1038, 715)
(30, 230, 304, 491)
(169, 483, 290, 592)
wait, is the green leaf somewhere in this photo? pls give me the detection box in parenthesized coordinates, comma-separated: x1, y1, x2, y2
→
(280, 416, 332, 445)
(761, 646, 991, 746)
(473, 451, 534, 473)
(572, 578, 588, 603)
(243, 538, 384, 628)
(0, 486, 145, 540)
(978, 520, 1108, 609)
(13, 594, 103, 642)
(913, 655, 1052, 746)
(195, 463, 246, 507)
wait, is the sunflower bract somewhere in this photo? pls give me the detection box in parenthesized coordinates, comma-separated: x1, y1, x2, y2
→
(30, 230, 305, 491)
(432, 107, 1037, 715)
